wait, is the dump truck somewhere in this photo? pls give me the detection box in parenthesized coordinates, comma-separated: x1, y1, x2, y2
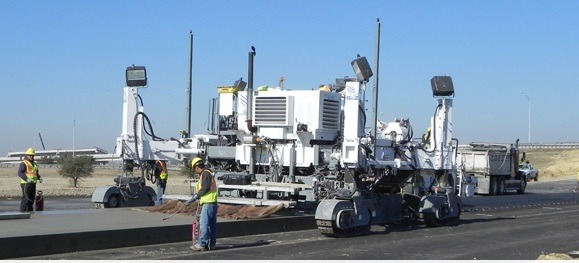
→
(457, 140, 527, 195)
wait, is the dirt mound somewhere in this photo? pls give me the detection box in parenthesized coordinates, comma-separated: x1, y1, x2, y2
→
(537, 253, 574, 260)
(142, 199, 284, 219)
(522, 148, 579, 181)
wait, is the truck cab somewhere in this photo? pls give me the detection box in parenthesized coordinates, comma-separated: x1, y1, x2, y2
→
(519, 161, 539, 182)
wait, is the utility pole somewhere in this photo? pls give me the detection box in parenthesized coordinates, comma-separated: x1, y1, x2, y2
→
(73, 119, 76, 158)
(186, 30, 193, 137)
(371, 18, 381, 158)
(520, 92, 531, 143)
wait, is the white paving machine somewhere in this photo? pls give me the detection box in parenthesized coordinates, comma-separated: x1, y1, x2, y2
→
(91, 46, 462, 239)
(208, 50, 462, 236)
(91, 65, 220, 208)
(313, 70, 462, 236)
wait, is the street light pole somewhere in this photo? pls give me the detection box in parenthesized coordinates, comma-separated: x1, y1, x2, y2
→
(521, 92, 531, 143)
(73, 119, 76, 158)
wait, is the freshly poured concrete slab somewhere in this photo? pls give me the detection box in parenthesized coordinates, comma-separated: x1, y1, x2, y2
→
(0, 207, 316, 259)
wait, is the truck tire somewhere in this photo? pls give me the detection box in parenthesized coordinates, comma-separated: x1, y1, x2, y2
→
(489, 177, 499, 196)
(534, 172, 539, 182)
(497, 177, 505, 195)
(517, 177, 527, 194)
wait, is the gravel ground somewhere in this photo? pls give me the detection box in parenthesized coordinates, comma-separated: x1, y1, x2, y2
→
(0, 166, 193, 199)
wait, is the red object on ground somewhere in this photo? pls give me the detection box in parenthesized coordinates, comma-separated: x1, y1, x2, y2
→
(35, 190, 44, 211)
(192, 220, 200, 244)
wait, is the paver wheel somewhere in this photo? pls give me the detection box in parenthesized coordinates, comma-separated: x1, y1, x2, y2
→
(105, 194, 120, 208)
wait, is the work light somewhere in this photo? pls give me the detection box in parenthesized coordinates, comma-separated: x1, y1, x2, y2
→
(126, 65, 147, 87)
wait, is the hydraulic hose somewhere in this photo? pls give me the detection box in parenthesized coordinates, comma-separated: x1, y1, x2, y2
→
(22, 183, 36, 203)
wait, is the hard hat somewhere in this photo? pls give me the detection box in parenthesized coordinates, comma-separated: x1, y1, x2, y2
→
(25, 148, 35, 156)
(191, 157, 203, 169)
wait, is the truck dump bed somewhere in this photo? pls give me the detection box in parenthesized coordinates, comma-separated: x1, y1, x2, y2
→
(458, 144, 512, 176)
(457, 142, 524, 196)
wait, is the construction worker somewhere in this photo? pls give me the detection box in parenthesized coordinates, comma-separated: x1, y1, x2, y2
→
(17, 148, 42, 212)
(154, 160, 168, 205)
(185, 157, 218, 251)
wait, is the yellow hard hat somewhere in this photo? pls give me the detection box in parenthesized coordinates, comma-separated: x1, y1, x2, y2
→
(191, 157, 203, 169)
(318, 85, 330, 92)
(25, 148, 35, 156)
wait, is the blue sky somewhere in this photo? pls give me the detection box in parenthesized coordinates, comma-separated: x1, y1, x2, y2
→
(1, 1, 578, 156)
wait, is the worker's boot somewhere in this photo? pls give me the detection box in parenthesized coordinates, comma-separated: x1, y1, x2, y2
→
(189, 244, 206, 251)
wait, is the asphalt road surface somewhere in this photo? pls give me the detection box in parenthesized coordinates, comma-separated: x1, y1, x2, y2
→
(16, 179, 579, 260)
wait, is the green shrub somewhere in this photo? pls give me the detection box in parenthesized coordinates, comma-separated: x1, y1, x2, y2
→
(58, 155, 94, 187)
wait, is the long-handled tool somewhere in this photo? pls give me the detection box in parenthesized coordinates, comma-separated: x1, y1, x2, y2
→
(162, 202, 187, 221)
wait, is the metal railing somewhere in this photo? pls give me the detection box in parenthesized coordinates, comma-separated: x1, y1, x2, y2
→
(518, 142, 579, 149)
(458, 142, 579, 150)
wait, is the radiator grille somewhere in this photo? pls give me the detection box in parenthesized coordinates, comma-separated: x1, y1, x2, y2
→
(322, 99, 340, 130)
(254, 96, 288, 125)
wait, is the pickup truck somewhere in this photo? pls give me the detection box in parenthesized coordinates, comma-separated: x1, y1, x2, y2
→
(519, 162, 539, 182)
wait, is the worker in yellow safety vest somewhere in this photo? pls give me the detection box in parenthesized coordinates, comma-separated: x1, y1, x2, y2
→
(185, 157, 218, 251)
(17, 148, 42, 212)
(154, 160, 169, 205)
